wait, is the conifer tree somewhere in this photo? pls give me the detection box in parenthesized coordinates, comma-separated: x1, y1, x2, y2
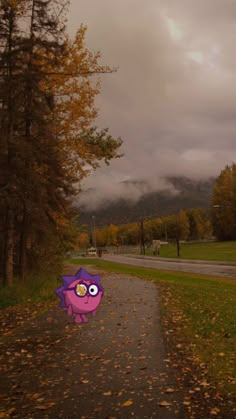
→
(0, 0, 27, 284)
(0, 0, 122, 285)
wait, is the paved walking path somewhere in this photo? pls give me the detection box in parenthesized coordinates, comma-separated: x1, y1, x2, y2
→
(0, 274, 185, 418)
(0, 272, 234, 418)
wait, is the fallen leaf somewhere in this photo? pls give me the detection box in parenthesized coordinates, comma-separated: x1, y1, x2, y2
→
(210, 407, 220, 415)
(103, 391, 112, 396)
(94, 407, 103, 413)
(159, 401, 172, 407)
(165, 388, 176, 393)
(45, 402, 56, 408)
(103, 360, 112, 365)
(35, 405, 49, 411)
(200, 381, 209, 387)
(122, 400, 133, 407)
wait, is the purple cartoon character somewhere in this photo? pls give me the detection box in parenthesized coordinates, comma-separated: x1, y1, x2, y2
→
(56, 268, 104, 323)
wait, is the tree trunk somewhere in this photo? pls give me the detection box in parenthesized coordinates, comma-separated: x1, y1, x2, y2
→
(19, 207, 28, 280)
(4, 208, 14, 286)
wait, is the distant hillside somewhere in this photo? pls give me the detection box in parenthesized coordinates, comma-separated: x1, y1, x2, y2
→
(76, 176, 215, 226)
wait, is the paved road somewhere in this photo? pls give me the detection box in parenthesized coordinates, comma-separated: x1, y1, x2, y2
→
(103, 254, 236, 279)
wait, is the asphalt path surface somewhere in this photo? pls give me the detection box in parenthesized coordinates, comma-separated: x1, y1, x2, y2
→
(102, 254, 236, 279)
(0, 274, 186, 419)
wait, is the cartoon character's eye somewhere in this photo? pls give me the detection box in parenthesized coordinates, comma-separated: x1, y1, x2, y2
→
(75, 283, 87, 297)
(88, 284, 99, 296)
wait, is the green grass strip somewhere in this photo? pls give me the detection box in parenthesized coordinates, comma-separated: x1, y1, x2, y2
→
(138, 241, 236, 262)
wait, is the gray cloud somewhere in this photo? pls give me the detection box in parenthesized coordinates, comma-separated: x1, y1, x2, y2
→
(76, 175, 179, 211)
(68, 0, 236, 207)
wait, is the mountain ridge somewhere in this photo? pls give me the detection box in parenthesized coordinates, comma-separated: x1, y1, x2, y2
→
(76, 176, 215, 226)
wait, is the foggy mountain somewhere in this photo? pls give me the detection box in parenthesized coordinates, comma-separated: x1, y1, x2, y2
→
(76, 176, 215, 227)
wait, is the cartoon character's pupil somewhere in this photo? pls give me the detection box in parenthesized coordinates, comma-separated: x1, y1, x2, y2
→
(76, 283, 87, 296)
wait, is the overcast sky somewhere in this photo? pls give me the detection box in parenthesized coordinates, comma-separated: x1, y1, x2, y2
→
(68, 0, 236, 208)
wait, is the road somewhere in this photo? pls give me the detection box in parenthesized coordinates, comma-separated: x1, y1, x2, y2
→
(102, 254, 236, 279)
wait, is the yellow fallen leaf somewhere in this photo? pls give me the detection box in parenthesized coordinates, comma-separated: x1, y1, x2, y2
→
(122, 399, 133, 407)
(103, 391, 112, 396)
(31, 393, 43, 400)
(159, 401, 172, 407)
(165, 388, 175, 393)
(210, 407, 220, 415)
(46, 402, 56, 408)
(200, 381, 209, 387)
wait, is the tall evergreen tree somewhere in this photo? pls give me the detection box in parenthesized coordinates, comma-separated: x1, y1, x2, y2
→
(0, 0, 27, 284)
(0, 0, 122, 285)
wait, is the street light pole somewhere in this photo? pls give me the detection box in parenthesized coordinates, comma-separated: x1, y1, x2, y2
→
(92, 216, 97, 248)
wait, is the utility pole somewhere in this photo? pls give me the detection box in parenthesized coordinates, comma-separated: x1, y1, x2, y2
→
(175, 220, 180, 257)
(92, 216, 97, 248)
(164, 223, 168, 241)
(139, 219, 145, 255)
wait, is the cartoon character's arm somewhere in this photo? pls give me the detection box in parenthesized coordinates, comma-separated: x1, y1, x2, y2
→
(91, 309, 97, 316)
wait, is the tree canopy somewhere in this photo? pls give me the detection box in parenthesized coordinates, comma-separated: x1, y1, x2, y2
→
(211, 163, 236, 240)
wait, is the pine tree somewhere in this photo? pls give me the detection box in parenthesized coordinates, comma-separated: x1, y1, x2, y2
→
(0, 0, 122, 285)
(0, 0, 27, 284)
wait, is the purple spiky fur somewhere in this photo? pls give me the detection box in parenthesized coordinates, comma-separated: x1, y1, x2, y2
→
(55, 267, 103, 309)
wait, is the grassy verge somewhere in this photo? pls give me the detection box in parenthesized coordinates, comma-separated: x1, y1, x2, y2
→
(0, 273, 59, 309)
(143, 241, 236, 262)
(69, 258, 236, 394)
